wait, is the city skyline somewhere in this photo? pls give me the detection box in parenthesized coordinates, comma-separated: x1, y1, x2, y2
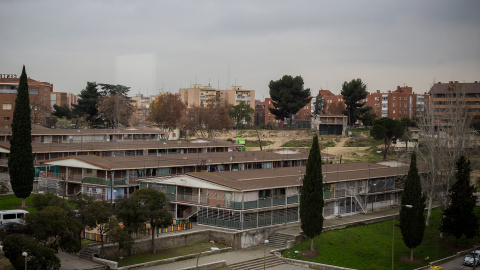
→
(1, 0, 479, 98)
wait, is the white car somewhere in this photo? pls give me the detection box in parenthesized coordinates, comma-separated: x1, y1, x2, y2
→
(464, 250, 480, 267)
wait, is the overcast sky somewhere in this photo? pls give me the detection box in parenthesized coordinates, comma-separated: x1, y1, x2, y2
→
(2, 0, 479, 99)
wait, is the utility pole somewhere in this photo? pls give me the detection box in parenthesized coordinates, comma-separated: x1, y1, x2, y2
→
(111, 171, 114, 210)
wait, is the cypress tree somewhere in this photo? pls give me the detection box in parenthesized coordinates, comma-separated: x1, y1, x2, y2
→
(8, 66, 34, 208)
(300, 134, 324, 253)
(399, 151, 426, 261)
(441, 156, 478, 242)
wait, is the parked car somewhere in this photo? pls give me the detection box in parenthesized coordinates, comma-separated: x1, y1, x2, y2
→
(0, 222, 25, 234)
(463, 250, 480, 267)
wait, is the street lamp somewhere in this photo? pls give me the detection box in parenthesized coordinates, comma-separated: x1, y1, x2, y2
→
(392, 204, 413, 270)
(264, 239, 269, 270)
(371, 183, 377, 212)
(22, 251, 27, 270)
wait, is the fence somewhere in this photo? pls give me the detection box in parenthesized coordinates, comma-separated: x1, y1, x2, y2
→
(81, 220, 192, 242)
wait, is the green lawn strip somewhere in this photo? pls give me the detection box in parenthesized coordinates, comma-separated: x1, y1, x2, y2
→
(0, 194, 36, 212)
(117, 241, 227, 267)
(283, 209, 479, 270)
(81, 239, 98, 248)
(344, 137, 382, 147)
(244, 140, 274, 147)
(281, 139, 335, 148)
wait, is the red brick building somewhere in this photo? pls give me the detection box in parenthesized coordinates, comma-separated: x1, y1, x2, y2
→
(0, 76, 53, 127)
(256, 98, 311, 127)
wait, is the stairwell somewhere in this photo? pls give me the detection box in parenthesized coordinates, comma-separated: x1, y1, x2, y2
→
(79, 245, 100, 261)
(229, 254, 284, 270)
(266, 232, 297, 249)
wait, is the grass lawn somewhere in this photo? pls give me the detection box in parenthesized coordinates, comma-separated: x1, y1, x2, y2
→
(245, 140, 274, 147)
(0, 254, 14, 270)
(283, 209, 480, 270)
(0, 194, 37, 212)
(344, 137, 382, 147)
(281, 139, 335, 148)
(116, 241, 228, 267)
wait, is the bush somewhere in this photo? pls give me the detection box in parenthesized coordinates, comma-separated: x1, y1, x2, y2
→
(3, 234, 60, 270)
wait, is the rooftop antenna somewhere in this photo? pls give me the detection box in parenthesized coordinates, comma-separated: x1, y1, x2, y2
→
(227, 65, 230, 89)
(209, 78, 211, 86)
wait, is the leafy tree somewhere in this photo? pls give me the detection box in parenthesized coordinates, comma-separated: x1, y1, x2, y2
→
(312, 93, 326, 117)
(8, 66, 34, 209)
(72, 82, 100, 127)
(55, 117, 73, 129)
(370, 117, 405, 160)
(52, 104, 75, 120)
(133, 188, 173, 253)
(341, 78, 368, 126)
(399, 152, 426, 261)
(25, 206, 83, 253)
(359, 106, 376, 127)
(149, 93, 186, 136)
(229, 101, 254, 128)
(106, 221, 134, 255)
(3, 234, 60, 270)
(84, 200, 112, 255)
(268, 75, 311, 127)
(441, 156, 479, 242)
(98, 83, 131, 96)
(300, 134, 324, 253)
(32, 192, 69, 211)
(97, 94, 134, 128)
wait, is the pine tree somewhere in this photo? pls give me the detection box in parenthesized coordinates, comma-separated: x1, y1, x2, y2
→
(8, 66, 34, 208)
(399, 152, 426, 261)
(300, 134, 324, 253)
(72, 82, 100, 127)
(441, 156, 478, 242)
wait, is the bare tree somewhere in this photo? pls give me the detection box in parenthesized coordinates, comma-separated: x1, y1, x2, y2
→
(182, 99, 233, 138)
(97, 94, 134, 128)
(417, 83, 474, 226)
(148, 93, 186, 138)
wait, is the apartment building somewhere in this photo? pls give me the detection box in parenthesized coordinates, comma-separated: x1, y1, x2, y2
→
(217, 86, 255, 111)
(364, 86, 428, 120)
(0, 75, 53, 127)
(66, 93, 78, 109)
(179, 84, 218, 108)
(51, 92, 68, 108)
(429, 81, 480, 129)
(258, 98, 311, 127)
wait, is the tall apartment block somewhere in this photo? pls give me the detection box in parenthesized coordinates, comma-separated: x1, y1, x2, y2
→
(0, 75, 53, 127)
(429, 81, 480, 129)
(179, 84, 255, 111)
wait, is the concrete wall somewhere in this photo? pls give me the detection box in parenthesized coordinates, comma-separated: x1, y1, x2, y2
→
(100, 223, 298, 259)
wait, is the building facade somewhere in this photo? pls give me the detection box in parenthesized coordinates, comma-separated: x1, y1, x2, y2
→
(429, 81, 480, 129)
(0, 76, 53, 127)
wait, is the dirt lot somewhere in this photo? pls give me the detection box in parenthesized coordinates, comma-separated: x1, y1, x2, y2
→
(215, 129, 370, 158)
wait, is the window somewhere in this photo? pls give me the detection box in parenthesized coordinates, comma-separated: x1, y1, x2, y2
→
(86, 169, 92, 173)
(393, 103, 395, 108)
(2, 103, 12, 110)
(4, 117, 10, 121)
(393, 110, 395, 114)
(393, 97, 396, 100)
(29, 89, 39, 95)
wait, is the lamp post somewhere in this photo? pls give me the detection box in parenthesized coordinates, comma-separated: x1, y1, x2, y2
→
(22, 251, 27, 270)
(371, 183, 376, 212)
(264, 239, 269, 270)
(392, 204, 412, 270)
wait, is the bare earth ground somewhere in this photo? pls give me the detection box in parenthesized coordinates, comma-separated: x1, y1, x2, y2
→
(215, 129, 369, 158)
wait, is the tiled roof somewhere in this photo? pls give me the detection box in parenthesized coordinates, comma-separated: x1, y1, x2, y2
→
(429, 82, 480, 95)
(0, 126, 167, 136)
(40, 149, 316, 170)
(0, 139, 241, 153)
(187, 161, 410, 191)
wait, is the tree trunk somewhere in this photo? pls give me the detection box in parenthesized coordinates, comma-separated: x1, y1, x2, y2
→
(310, 238, 315, 253)
(21, 198, 26, 209)
(256, 130, 263, 151)
(410, 247, 414, 261)
(426, 196, 433, 226)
